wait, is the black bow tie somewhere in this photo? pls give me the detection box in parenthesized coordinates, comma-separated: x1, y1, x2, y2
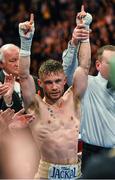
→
(107, 81, 115, 90)
(107, 81, 111, 89)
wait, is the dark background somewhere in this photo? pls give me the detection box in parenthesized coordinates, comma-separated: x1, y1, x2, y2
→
(0, 0, 115, 76)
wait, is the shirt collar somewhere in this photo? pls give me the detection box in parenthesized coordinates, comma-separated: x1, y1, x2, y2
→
(3, 70, 9, 76)
(97, 72, 108, 86)
(97, 73, 115, 90)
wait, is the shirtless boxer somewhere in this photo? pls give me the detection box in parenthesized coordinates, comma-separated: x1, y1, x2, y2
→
(18, 6, 92, 179)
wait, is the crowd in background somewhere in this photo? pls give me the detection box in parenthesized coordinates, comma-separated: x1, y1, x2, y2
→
(0, 0, 115, 76)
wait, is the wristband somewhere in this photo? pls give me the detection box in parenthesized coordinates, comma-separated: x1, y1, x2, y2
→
(20, 49, 31, 56)
(76, 12, 92, 43)
(19, 23, 35, 56)
(81, 13, 92, 43)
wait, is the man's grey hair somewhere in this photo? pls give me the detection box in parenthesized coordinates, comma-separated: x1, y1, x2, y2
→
(0, 44, 19, 63)
(0, 48, 4, 62)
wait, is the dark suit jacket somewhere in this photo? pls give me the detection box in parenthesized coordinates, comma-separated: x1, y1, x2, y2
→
(0, 70, 23, 112)
(0, 71, 43, 112)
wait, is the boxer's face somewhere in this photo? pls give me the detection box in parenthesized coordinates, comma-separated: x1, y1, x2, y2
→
(40, 71, 67, 104)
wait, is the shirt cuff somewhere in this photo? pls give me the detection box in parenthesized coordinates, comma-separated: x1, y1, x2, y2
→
(68, 40, 77, 49)
(5, 101, 13, 107)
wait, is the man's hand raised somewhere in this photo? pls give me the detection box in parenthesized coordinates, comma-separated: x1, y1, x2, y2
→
(76, 5, 92, 29)
(19, 14, 35, 56)
(19, 14, 35, 39)
(77, 5, 87, 24)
